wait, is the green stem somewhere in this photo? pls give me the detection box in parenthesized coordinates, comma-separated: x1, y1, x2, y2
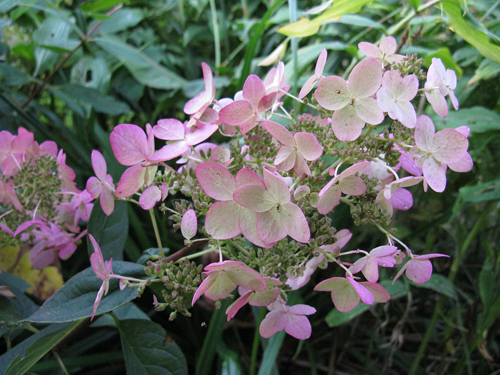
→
(408, 202, 494, 375)
(387, 0, 442, 36)
(177, 247, 217, 261)
(250, 307, 267, 375)
(229, 240, 251, 257)
(149, 209, 164, 257)
(53, 350, 71, 375)
(209, 0, 221, 69)
(289, 0, 299, 99)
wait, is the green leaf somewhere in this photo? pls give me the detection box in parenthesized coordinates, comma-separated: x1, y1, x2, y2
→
(0, 320, 83, 375)
(406, 0, 421, 10)
(257, 330, 286, 375)
(423, 47, 463, 79)
(278, 0, 373, 37)
(443, 0, 500, 64)
(337, 14, 383, 30)
(137, 248, 164, 265)
(0, 272, 39, 320)
(457, 179, 500, 204)
(91, 302, 150, 328)
(80, 0, 123, 12)
(218, 345, 243, 375)
(467, 59, 500, 86)
(325, 280, 407, 327)
(94, 8, 144, 33)
(431, 106, 500, 133)
(118, 319, 188, 375)
(25, 261, 145, 323)
(412, 274, 456, 299)
(94, 35, 186, 90)
(88, 199, 129, 261)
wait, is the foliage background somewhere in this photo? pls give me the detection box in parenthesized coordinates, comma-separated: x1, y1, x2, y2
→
(1, 0, 500, 374)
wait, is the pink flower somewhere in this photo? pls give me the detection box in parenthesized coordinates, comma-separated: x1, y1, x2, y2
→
(110, 124, 158, 198)
(88, 234, 115, 320)
(424, 58, 459, 117)
(86, 150, 115, 215)
(233, 169, 310, 243)
(259, 299, 316, 340)
(448, 126, 473, 173)
(393, 253, 449, 284)
(299, 49, 327, 99)
(263, 120, 323, 176)
(348, 245, 401, 282)
(219, 74, 278, 134)
(358, 36, 404, 67)
(151, 118, 218, 161)
(0, 180, 23, 212)
(409, 116, 468, 192)
(0, 128, 34, 177)
(315, 58, 384, 141)
(196, 162, 276, 248)
(377, 71, 418, 128)
(192, 260, 266, 305)
(375, 176, 423, 217)
(315, 277, 390, 312)
(184, 62, 216, 126)
(317, 161, 370, 215)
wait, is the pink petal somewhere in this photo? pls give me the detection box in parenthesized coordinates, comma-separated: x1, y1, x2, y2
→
(299, 75, 319, 99)
(91, 150, 107, 181)
(315, 76, 350, 110)
(280, 202, 310, 243)
(362, 255, 379, 282)
(389, 188, 413, 210)
(139, 185, 161, 210)
(293, 154, 311, 177)
(339, 176, 366, 196)
(315, 277, 360, 312)
(288, 304, 317, 316)
(115, 164, 146, 198)
(400, 74, 419, 101)
(233, 184, 275, 212)
(347, 277, 374, 305)
(414, 115, 436, 152)
(423, 157, 447, 193)
(242, 74, 266, 108)
(219, 100, 254, 126)
(110, 124, 149, 166)
(205, 201, 241, 239)
(260, 309, 287, 338)
(185, 123, 218, 146)
(258, 92, 278, 113)
(153, 118, 185, 140)
(86, 176, 102, 199)
(358, 41, 380, 59)
(263, 169, 290, 204)
(275, 146, 295, 170)
(284, 313, 312, 340)
(348, 58, 382, 97)
(226, 265, 266, 292)
(331, 105, 365, 141)
(196, 162, 236, 201)
(151, 140, 189, 162)
(226, 292, 252, 321)
(425, 89, 448, 118)
(100, 186, 115, 215)
(235, 168, 265, 188)
(204, 272, 237, 301)
(379, 36, 397, 55)
(433, 129, 468, 164)
(405, 259, 433, 284)
(181, 209, 197, 240)
(448, 152, 473, 173)
(263, 121, 294, 146)
(354, 97, 384, 125)
(295, 132, 323, 160)
(361, 282, 391, 303)
(192, 274, 216, 305)
(257, 208, 287, 243)
(315, 49, 328, 75)
(239, 208, 276, 248)
(317, 184, 341, 215)
(210, 146, 231, 164)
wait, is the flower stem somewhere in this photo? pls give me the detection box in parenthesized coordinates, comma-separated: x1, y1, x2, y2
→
(149, 209, 164, 257)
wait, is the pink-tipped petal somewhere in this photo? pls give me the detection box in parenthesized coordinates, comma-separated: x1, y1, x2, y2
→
(331, 106, 365, 141)
(295, 132, 323, 160)
(257, 208, 287, 243)
(348, 58, 382, 97)
(196, 162, 236, 201)
(115, 164, 146, 198)
(262, 121, 294, 146)
(205, 201, 241, 239)
(181, 209, 197, 240)
(153, 118, 185, 140)
(233, 184, 275, 212)
(110, 124, 149, 166)
(280, 202, 310, 243)
(315, 76, 350, 110)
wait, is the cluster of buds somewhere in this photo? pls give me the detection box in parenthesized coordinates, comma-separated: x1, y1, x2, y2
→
(71, 37, 471, 339)
(0, 128, 91, 270)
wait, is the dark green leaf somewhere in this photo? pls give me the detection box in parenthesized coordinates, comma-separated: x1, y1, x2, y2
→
(137, 248, 164, 265)
(431, 106, 500, 133)
(0, 272, 39, 320)
(412, 274, 456, 299)
(0, 63, 31, 86)
(58, 84, 131, 115)
(95, 8, 144, 33)
(25, 261, 145, 323)
(80, 0, 123, 12)
(88, 199, 129, 261)
(0, 320, 83, 375)
(457, 179, 500, 203)
(91, 302, 150, 328)
(118, 319, 188, 375)
(406, 0, 421, 10)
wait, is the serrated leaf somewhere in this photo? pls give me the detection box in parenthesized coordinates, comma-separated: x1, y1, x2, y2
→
(0, 320, 82, 375)
(88, 199, 129, 261)
(443, 0, 500, 64)
(412, 274, 456, 298)
(118, 319, 188, 375)
(25, 261, 145, 323)
(431, 106, 500, 133)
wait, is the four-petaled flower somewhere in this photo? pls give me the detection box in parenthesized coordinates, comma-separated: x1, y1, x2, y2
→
(393, 253, 449, 284)
(358, 36, 404, 67)
(425, 58, 459, 118)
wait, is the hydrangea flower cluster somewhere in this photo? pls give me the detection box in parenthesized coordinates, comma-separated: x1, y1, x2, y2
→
(4, 37, 471, 340)
(0, 128, 91, 269)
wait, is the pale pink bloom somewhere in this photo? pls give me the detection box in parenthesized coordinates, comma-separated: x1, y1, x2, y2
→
(0, 180, 23, 211)
(88, 234, 115, 320)
(349, 245, 401, 282)
(233, 169, 310, 243)
(393, 253, 449, 284)
(448, 126, 473, 173)
(317, 161, 370, 215)
(209, 146, 232, 166)
(315, 277, 390, 312)
(195, 162, 275, 248)
(192, 260, 266, 305)
(398, 148, 422, 176)
(138, 184, 167, 210)
(0, 128, 34, 177)
(0, 219, 41, 238)
(293, 185, 310, 200)
(377, 71, 418, 128)
(424, 58, 459, 117)
(315, 58, 384, 141)
(181, 209, 197, 240)
(259, 299, 316, 340)
(110, 124, 158, 198)
(151, 118, 218, 161)
(219, 75, 278, 134)
(358, 36, 404, 67)
(375, 176, 423, 216)
(263, 61, 287, 96)
(299, 49, 328, 99)
(56, 150, 78, 193)
(409, 116, 468, 192)
(263, 121, 323, 176)
(184, 62, 216, 126)
(286, 229, 352, 290)
(58, 190, 93, 233)
(86, 150, 115, 216)
(226, 277, 282, 321)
